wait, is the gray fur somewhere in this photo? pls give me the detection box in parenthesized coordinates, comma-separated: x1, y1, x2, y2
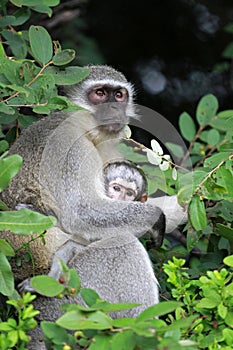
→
(26, 235, 159, 349)
(0, 66, 186, 349)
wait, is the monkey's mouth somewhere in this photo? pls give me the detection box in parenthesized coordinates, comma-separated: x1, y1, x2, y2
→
(99, 123, 125, 133)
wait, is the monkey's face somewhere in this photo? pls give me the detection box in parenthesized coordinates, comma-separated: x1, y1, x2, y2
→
(108, 179, 137, 201)
(88, 85, 130, 133)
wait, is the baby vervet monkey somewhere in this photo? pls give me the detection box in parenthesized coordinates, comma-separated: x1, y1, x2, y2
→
(104, 161, 148, 203)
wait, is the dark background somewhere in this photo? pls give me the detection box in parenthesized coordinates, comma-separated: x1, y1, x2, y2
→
(46, 0, 233, 129)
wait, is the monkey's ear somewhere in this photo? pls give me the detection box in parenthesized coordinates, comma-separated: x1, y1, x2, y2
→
(139, 193, 148, 203)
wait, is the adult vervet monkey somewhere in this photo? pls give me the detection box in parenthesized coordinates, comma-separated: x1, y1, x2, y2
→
(1, 65, 167, 279)
(1, 65, 186, 349)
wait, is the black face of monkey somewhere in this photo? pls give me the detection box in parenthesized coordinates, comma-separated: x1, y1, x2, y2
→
(88, 85, 130, 133)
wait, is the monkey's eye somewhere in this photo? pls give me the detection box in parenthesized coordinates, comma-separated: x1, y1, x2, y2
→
(113, 185, 121, 192)
(96, 89, 106, 97)
(114, 88, 128, 102)
(126, 190, 134, 197)
(88, 87, 108, 103)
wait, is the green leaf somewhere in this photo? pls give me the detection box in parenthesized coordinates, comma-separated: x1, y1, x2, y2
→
(0, 140, 9, 153)
(216, 224, 233, 243)
(179, 112, 196, 141)
(210, 112, 233, 131)
(136, 301, 182, 322)
(112, 318, 135, 328)
(67, 269, 81, 294)
(0, 16, 16, 27)
(0, 155, 22, 192)
(224, 255, 233, 267)
(223, 328, 233, 347)
(18, 114, 38, 128)
(217, 110, 233, 118)
(111, 330, 136, 350)
(13, 8, 31, 26)
(203, 178, 227, 200)
(2, 29, 27, 58)
(196, 297, 218, 309)
(219, 142, 233, 152)
(215, 168, 233, 197)
(29, 25, 53, 64)
(0, 199, 9, 211)
(218, 303, 227, 319)
(177, 184, 193, 204)
(80, 288, 101, 307)
(0, 42, 5, 57)
(207, 129, 220, 147)
(57, 310, 112, 330)
(196, 94, 218, 125)
(89, 334, 112, 350)
(189, 195, 207, 230)
(11, 0, 23, 5)
(31, 275, 64, 297)
(204, 152, 231, 168)
(165, 142, 185, 159)
(41, 321, 70, 343)
(0, 252, 14, 296)
(52, 49, 76, 66)
(159, 316, 197, 334)
(0, 209, 56, 234)
(0, 102, 15, 115)
(45, 66, 90, 85)
(0, 238, 15, 256)
(225, 312, 233, 328)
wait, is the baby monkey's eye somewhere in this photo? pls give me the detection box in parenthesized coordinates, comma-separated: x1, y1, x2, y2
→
(126, 190, 134, 197)
(113, 185, 121, 192)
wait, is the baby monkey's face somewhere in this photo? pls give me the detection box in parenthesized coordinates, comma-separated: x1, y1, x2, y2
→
(108, 178, 137, 201)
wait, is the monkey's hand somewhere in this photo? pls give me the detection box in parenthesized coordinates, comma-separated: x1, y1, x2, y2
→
(147, 196, 187, 233)
(18, 278, 35, 294)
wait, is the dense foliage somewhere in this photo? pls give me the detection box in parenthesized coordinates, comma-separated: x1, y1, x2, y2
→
(0, 1, 232, 349)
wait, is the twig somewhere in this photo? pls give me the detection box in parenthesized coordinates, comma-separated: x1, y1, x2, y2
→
(194, 153, 233, 195)
(123, 137, 188, 171)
